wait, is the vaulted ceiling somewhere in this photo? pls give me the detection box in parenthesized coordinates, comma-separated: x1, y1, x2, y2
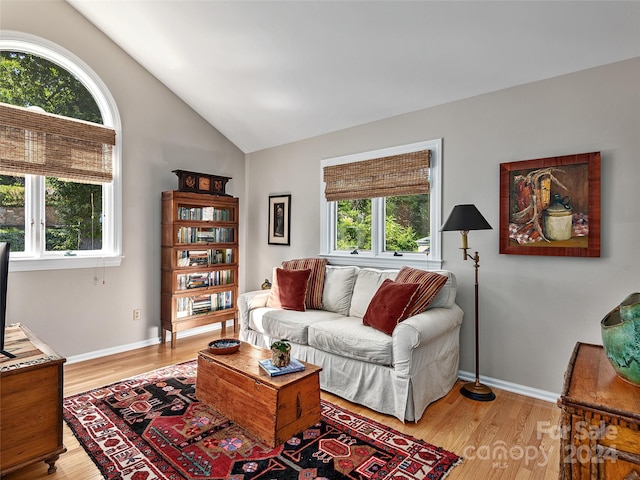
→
(67, 1, 640, 153)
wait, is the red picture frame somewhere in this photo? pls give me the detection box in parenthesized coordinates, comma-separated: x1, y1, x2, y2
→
(499, 152, 601, 257)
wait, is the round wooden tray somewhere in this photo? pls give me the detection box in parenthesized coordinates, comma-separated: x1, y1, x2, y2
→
(208, 339, 241, 355)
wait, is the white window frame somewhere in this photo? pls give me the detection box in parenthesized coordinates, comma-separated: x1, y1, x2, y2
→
(1, 31, 122, 272)
(320, 139, 442, 270)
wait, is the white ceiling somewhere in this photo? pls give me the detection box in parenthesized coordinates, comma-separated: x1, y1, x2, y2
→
(67, 1, 640, 153)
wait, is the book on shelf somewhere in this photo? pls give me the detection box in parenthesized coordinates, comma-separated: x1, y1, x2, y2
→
(177, 206, 229, 221)
(202, 206, 214, 221)
(258, 357, 306, 377)
(177, 227, 234, 244)
(210, 291, 233, 311)
(188, 250, 208, 266)
(187, 273, 209, 289)
(176, 249, 233, 267)
(189, 294, 211, 315)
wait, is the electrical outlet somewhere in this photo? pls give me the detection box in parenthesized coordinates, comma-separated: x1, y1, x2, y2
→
(133, 309, 141, 321)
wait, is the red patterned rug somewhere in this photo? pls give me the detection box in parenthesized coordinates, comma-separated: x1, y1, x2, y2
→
(63, 360, 461, 480)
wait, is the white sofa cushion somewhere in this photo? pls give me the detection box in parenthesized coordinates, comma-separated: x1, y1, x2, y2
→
(308, 317, 393, 366)
(348, 268, 398, 318)
(256, 308, 344, 344)
(426, 270, 458, 309)
(322, 266, 359, 316)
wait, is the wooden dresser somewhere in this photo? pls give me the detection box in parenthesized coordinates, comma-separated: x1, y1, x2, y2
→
(558, 342, 640, 480)
(0, 324, 66, 476)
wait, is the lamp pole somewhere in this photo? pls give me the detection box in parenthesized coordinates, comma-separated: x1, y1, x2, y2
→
(460, 248, 495, 401)
(472, 251, 480, 388)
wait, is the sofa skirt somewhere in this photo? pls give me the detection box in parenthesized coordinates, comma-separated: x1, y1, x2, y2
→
(239, 327, 459, 422)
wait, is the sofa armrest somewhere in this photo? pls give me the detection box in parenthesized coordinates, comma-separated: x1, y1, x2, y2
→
(237, 290, 271, 332)
(392, 303, 464, 374)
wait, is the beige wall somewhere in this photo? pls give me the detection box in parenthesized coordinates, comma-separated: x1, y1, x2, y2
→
(245, 58, 640, 395)
(1, 0, 246, 357)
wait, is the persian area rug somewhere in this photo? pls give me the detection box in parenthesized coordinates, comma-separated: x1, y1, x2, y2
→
(63, 360, 461, 480)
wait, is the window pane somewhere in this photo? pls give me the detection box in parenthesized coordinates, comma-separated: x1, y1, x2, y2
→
(336, 199, 371, 251)
(45, 178, 102, 251)
(0, 175, 26, 252)
(385, 194, 430, 253)
(1, 51, 102, 123)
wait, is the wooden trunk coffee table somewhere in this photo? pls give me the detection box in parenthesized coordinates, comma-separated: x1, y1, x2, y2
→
(196, 341, 322, 447)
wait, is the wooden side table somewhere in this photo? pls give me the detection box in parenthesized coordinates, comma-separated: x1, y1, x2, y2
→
(0, 324, 66, 476)
(558, 342, 640, 480)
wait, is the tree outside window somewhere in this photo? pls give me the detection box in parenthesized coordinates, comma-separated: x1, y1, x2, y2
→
(336, 194, 429, 253)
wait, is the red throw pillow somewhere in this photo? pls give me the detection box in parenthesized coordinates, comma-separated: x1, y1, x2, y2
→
(267, 268, 312, 311)
(282, 257, 328, 309)
(395, 266, 448, 317)
(363, 279, 420, 335)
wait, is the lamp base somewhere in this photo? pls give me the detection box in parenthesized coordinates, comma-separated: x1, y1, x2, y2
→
(460, 381, 496, 402)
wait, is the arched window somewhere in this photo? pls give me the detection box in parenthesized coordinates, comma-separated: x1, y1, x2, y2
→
(0, 32, 122, 271)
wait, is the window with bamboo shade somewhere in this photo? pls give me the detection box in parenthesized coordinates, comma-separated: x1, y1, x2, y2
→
(0, 35, 122, 271)
(320, 139, 443, 269)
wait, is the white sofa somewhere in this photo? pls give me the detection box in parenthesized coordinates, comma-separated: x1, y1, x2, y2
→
(238, 265, 464, 422)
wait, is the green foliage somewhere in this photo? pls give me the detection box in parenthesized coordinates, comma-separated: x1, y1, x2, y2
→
(385, 217, 418, 251)
(386, 194, 430, 238)
(337, 199, 371, 250)
(0, 51, 101, 122)
(270, 339, 291, 352)
(45, 228, 70, 252)
(0, 177, 25, 250)
(385, 194, 429, 252)
(0, 183, 24, 206)
(336, 194, 429, 252)
(0, 228, 25, 251)
(46, 178, 102, 250)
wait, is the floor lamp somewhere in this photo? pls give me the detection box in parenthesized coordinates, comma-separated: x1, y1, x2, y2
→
(441, 204, 495, 402)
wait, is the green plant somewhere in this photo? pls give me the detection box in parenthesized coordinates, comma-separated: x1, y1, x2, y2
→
(270, 339, 290, 352)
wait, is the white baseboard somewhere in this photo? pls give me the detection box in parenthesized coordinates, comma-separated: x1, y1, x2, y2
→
(65, 324, 222, 365)
(458, 370, 559, 404)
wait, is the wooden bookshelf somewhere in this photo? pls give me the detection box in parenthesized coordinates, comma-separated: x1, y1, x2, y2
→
(161, 191, 239, 348)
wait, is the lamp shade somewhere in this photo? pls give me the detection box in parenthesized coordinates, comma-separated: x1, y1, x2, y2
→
(441, 204, 492, 231)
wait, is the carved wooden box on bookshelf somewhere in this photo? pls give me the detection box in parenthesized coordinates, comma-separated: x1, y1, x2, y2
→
(161, 191, 239, 348)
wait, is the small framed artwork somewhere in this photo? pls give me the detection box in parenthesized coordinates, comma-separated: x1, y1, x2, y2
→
(268, 194, 291, 245)
(499, 152, 601, 257)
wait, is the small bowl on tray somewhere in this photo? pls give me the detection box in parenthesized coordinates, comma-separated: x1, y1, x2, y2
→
(208, 338, 241, 355)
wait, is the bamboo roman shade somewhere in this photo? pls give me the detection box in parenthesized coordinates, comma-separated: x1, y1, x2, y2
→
(323, 149, 430, 201)
(0, 102, 115, 184)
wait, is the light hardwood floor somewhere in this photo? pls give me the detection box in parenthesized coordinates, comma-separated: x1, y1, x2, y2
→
(3, 331, 561, 480)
